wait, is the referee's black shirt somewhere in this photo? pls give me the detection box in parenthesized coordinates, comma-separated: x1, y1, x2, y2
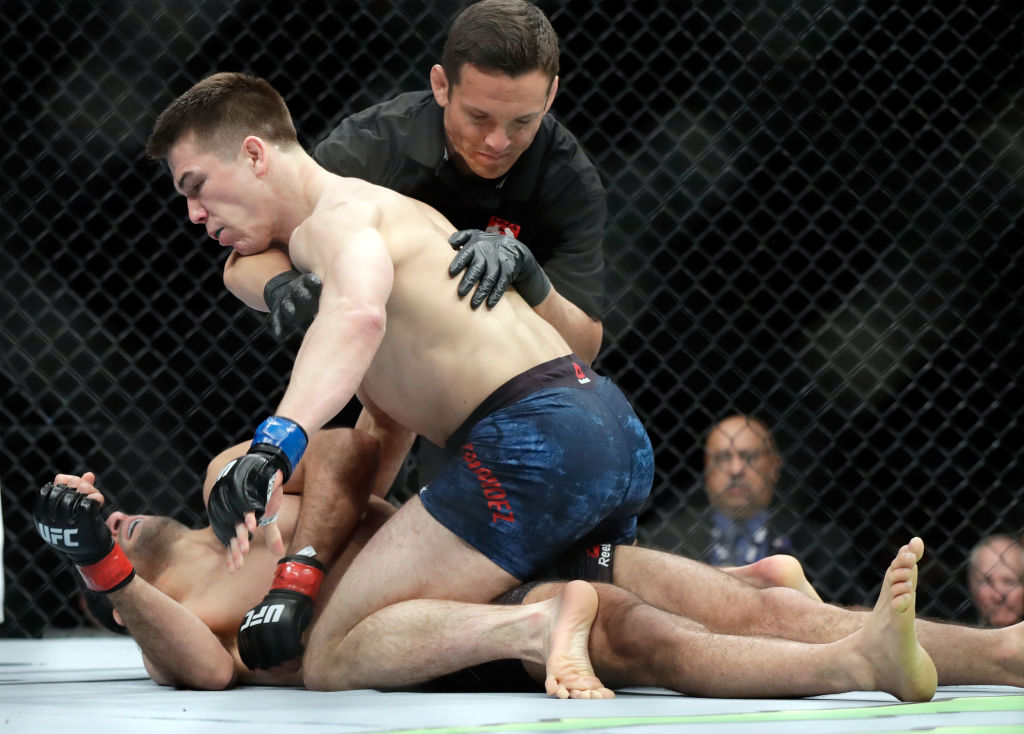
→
(313, 91, 606, 319)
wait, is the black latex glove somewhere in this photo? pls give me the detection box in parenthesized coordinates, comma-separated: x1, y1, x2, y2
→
(448, 229, 551, 308)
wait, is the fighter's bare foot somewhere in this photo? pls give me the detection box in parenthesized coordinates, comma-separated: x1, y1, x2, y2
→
(543, 580, 614, 699)
(854, 537, 937, 702)
(725, 555, 823, 602)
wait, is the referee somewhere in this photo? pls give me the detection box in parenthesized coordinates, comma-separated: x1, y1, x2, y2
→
(224, 0, 606, 363)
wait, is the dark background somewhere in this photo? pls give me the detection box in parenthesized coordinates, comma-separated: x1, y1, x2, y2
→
(2, 0, 1022, 635)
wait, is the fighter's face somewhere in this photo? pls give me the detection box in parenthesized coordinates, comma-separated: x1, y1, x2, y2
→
(166, 132, 277, 256)
(969, 541, 1024, 627)
(431, 63, 557, 180)
(704, 417, 780, 520)
(106, 511, 188, 577)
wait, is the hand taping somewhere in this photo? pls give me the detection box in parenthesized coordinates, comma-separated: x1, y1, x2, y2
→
(207, 416, 309, 548)
(33, 482, 135, 593)
(448, 229, 552, 309)
(237, 554, 326, 670)
(264, 270, 322, 340)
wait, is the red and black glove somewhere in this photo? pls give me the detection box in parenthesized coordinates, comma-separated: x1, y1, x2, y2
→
(34, 482, 135, 593)
(237, 553, 326, 670)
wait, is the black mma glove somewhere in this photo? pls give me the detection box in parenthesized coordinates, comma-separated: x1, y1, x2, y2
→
(448, 229, 552, 309)
(207, 416, 309, 547)
(237, 552, 326, 670)
(34, 482, 135, 593)
(264, 270, 322, 340)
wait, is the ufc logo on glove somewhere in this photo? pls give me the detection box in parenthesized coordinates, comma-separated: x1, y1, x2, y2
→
(36, 523, 79, 547)
(240, 603, 286, 630)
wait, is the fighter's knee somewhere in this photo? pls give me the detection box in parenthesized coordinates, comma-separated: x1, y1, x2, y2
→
(311, 427, 382, 484)
(302, 669, 329, 691)
(344, 427, 383, 470)
(349, 426, 382, 454)
(312, 426, 379, 459)
(301, 648, 334, 691)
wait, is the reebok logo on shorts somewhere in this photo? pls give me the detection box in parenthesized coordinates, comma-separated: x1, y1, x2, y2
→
(462, 443, 516, 524)
(587, 543, 613, 568)
(573, 362, 591, 385)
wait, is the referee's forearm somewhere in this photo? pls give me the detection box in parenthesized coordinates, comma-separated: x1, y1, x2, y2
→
(533, 289, 603, 364)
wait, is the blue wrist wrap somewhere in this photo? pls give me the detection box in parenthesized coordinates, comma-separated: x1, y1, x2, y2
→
(251, 416, 308, 476)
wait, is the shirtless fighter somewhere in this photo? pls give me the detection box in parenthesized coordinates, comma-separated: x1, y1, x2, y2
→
(36, 429, 938, 700)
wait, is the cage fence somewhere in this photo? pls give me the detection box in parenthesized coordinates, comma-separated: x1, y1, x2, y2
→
(2, 0, 1022, 636)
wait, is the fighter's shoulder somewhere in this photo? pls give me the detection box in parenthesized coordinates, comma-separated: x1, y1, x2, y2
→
(307, 182, 386, 227)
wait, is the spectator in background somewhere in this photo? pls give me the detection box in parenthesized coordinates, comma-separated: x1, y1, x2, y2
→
(967, 534, 1024, 628)
(660, 414, 866, 605)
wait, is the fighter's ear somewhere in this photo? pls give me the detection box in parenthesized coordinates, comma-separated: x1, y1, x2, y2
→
(112, 608, 124, 627)
(430, 65, 450, 107)
(242, 136, 270, 176)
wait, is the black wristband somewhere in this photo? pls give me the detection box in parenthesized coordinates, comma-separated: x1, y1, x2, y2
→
(517, 266, 552, 307)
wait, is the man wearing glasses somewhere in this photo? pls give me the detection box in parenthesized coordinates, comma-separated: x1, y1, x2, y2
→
(655, 414, 866, 605)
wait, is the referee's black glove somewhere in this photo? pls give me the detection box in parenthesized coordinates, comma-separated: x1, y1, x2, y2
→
(448, 229, 551, 309)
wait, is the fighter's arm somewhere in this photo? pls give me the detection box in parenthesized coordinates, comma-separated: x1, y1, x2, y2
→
(274, 203, 393, 433)
(222, 245, 291, 312)
(204, 428, 380, 568)
(224, 426, 383, 672)
(202, 439, 321, 509)
(206, 205, 393, 556)
(223, 246, 323, 341)
(354, 392, 417, 498)
(110, 575, 238, 690)
(37, 474, 237, 690)
(282, 427, 381, 560)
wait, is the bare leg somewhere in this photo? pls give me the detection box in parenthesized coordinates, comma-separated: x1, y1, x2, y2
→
(304, 579, 611, 698)
(304, 497, 520, 690)
(614, 544, 1024, 687)
(917, 618, 1024, 686)
(548, 539, 936, 700)
(614, 545, 846, 638)
(288, 428, 381, 561)
(720, 554, 823, 602)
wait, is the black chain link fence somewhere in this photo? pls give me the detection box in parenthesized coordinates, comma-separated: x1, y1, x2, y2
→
(2, 0, 1022, 636)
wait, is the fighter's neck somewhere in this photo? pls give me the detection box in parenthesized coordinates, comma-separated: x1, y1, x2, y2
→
(150, 527, 231, 601)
